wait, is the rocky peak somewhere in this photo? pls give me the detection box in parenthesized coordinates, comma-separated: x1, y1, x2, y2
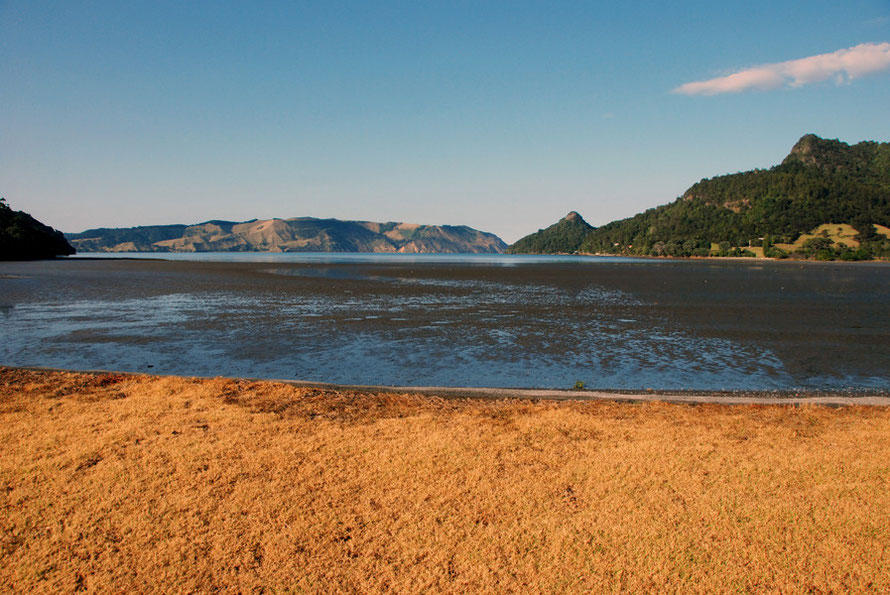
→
(563, 211, 582, 222)
(783, 134, 851, 169)
(787, 133, 821, 155)
(560, 211, 593, 229)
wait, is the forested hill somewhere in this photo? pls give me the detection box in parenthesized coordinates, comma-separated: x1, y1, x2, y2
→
(506, 211, 594, 254)
(0, 198, 75, 260)
(579, 134, 890, 258)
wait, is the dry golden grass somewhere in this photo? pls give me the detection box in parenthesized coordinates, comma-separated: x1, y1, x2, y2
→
(2, 368, 890, 593)
(775, 223, 862, 252)
(746, 246, 765, 258)
(708, 243, 765, 258)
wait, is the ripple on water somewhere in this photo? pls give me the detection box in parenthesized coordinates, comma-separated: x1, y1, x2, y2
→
(2, 263, 887, 391)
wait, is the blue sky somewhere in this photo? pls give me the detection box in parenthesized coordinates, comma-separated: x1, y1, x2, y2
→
(2, 1, 889, 242)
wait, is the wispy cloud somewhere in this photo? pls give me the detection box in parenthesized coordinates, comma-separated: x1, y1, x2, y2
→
(673, 42, 890, 96)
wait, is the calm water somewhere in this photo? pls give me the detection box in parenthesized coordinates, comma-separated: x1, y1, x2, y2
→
(2, 253, 889, 390)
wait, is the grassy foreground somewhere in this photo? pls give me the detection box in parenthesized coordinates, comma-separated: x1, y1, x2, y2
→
(2, 369, 890, 593)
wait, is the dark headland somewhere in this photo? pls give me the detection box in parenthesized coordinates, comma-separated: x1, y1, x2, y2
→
(0, 198, 75, 260)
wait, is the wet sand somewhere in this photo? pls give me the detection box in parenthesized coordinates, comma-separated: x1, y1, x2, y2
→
(2, 256, 889, 390)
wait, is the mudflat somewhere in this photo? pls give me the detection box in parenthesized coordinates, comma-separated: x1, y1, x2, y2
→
(2, 367, 890, 592)
(2, 256, 889, 390)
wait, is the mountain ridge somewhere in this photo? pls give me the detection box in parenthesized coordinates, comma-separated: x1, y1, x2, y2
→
(66, 216, 508, 254)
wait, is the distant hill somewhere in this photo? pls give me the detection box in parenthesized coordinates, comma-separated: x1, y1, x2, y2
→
(507, 135, 890, 260)
(506, 211, 594, 254)
(0, 198, 75, 260)
(574, 134, 890, 259)
(66, 217, 507, 254)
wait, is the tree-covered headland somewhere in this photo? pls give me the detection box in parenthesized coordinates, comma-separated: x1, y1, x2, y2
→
(506, 211, 594, 254)
(510, 135, 890, 260)
(0, 198, 75, 260)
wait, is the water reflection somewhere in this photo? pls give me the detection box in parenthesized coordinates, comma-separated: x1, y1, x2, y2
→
(2, 258, 888, 390)
(71, 251, 653, 265)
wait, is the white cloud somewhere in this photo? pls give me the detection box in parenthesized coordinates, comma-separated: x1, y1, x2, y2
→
(673, 42, 890, 96)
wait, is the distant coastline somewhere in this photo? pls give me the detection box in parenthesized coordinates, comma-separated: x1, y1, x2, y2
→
(61, 249, 890, 266)
(585, 252, 890, 264)
(65, 216, 507, 255)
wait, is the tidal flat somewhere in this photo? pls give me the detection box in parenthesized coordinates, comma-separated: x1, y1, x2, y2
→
(2, 367, 890, 592)
(1, 255, 889, 391)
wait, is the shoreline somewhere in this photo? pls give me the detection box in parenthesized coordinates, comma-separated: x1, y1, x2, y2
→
(9, 366, 890, 406)
(593, 253, 890, 264)
(55, 250, 890, 264)
(573, 251, 890, 264)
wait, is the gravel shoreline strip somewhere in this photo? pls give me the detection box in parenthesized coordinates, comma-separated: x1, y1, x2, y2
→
(9, 366, 890, 406)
